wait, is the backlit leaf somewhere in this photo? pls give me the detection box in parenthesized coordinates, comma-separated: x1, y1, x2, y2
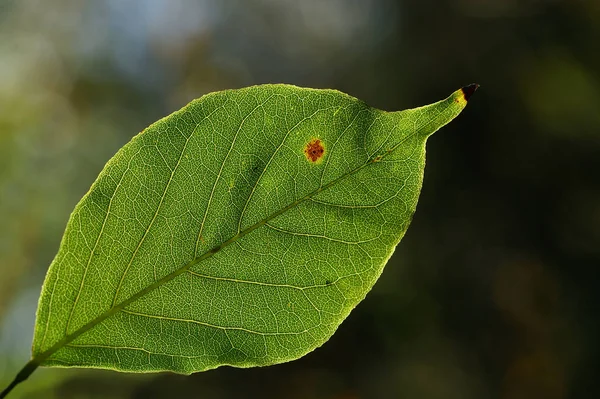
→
(31, 84, 476, 373)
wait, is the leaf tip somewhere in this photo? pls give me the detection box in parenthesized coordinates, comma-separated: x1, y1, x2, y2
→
(460, 83, 480, 102)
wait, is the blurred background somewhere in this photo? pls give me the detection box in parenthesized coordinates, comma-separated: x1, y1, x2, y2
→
(0, 0, 599, 398)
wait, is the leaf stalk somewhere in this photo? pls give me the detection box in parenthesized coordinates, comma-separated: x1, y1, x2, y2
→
(0, 359, 40, 398)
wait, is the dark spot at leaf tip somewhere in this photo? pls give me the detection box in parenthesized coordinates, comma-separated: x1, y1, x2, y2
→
(461, 83, 479, 101)
(304, 139, 325, 163)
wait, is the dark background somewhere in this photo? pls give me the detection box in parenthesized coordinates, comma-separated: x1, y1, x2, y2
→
(1, 0, 598, 398)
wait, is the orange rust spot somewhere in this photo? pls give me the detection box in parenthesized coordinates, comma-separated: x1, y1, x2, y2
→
(304, 138, 325, 163)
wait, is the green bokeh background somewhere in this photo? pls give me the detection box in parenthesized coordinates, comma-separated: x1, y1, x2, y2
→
(0, 1, 598, 398)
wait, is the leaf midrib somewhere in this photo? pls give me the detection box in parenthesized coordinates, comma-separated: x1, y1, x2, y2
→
(33, 103, 439, 367)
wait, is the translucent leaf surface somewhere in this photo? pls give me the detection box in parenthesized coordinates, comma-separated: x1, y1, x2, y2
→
(31, 84, 475, 373)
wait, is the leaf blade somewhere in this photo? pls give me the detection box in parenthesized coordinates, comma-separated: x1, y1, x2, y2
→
(32, 84, 472, 373)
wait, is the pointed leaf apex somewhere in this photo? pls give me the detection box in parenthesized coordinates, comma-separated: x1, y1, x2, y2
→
(461, 84, 479, 101)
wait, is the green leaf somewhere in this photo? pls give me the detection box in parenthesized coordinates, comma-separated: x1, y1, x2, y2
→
(31, 84, 475, 374)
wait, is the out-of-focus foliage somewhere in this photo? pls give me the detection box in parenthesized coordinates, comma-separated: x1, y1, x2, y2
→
(0, 0, 598, 398)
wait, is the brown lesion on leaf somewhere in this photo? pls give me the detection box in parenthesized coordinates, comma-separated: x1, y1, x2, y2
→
(304, 138, 325, 163)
